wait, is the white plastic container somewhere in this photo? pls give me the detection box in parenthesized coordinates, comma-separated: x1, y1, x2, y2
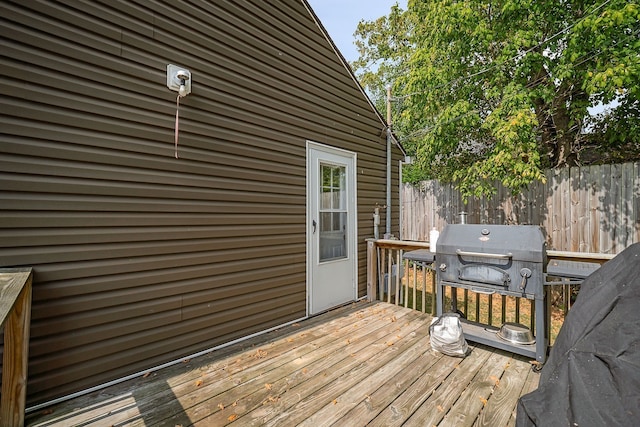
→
(429, 227, 439, 253)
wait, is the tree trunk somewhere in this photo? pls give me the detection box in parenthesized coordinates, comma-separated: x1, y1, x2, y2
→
(551, 86, 579, 168)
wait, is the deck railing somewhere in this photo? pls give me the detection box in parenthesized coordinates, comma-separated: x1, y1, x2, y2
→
(0, 267, 33, 427)
(366, 239, 613, 344)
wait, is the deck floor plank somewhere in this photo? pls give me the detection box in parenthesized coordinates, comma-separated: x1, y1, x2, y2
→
(475, 355, 531, 427)
(183, 305, 420, 426)
(438, 349, 514, 427)
(25, 301, 540, 427)
(401, 345, 494, 427)
(257, 312, 431, 427)
(507, 360, 541, 427)
(26, 302, 380, 427)
(138, 304, 414, 426)
(239, 307, 421, 426)
(365, 347, 471, 427)
(237, 309, 425, 426)
(25, 302, 363, 426)
(296, 325, 431, 427)
(337, 346, 447, 425)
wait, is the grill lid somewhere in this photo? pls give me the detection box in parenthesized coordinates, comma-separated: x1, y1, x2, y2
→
(436, 224, 546, 263)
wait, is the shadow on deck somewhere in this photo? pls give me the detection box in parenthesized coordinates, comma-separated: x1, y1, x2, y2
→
(26, 301, 539, 426)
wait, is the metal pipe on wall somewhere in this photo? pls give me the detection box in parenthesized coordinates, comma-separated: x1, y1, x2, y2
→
(385, 84, 392, 238)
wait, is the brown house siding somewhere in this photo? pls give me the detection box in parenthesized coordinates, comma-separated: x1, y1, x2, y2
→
(0, 0, 403, 406)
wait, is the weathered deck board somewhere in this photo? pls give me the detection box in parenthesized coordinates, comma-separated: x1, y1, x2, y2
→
(188, 305, 419, 426)
(476, 355, 531, 427)
(365, 348, 461, 427)
(338, 343, 447, 424)
(242, 309, 425, 426)
(507, 361, 541, 427)
(292, 321, 431, 427)
(438, 350, 512, 427)
(402, 345, 494, 426)
(26, 301, 539, 427)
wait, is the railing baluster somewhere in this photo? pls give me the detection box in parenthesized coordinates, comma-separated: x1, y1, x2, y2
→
(430, 269, 436, 315)
(379, 248, 386, 301)
(530, 299, 535, 332)
(395, 250, 401, 305)
(463, 289, 469, 319)
(386, 250, 391, 303)
(488, 294, 493, 326)
(422, 267, 427, 313)
(411, 261, 417, 310)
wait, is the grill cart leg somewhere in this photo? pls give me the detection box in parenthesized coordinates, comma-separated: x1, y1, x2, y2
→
(535, 293, 548, 364)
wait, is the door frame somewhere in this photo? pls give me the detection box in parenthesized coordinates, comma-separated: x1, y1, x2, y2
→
(306, 141, 358, 316)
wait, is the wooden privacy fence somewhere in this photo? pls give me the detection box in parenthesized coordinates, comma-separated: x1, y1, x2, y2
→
(402, 162, 640, 254)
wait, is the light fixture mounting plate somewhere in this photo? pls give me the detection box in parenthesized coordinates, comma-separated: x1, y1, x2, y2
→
(166, 64, 191, 96)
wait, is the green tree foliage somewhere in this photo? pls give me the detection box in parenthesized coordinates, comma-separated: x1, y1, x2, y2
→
(352, 0, 640, 200)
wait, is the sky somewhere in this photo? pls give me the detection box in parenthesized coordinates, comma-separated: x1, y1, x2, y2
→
(307, 0, 407, 63)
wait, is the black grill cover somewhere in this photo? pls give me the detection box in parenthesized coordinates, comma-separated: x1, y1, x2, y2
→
(516, 243, 640, 426)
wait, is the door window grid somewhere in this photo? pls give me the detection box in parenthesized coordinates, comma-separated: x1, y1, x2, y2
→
(319, 164, 347, 262)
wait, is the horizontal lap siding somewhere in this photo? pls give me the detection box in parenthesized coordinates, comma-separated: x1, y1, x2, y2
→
(0, 0, 398, 405)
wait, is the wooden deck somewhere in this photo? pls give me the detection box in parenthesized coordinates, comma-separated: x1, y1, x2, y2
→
(26, 301, 539, 426)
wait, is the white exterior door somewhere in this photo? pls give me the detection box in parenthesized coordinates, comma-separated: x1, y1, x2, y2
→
(307, 142, 357, 315)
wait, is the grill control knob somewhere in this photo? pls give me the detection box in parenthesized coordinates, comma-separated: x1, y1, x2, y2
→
(439, 263, 447, 272)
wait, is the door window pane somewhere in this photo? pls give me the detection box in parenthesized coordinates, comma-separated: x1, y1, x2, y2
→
(319, 163, 347, 262)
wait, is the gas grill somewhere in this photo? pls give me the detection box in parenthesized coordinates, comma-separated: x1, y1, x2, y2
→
(435, 224, 549, 363)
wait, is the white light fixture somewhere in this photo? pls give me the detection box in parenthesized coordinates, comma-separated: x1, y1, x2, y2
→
(166, 64, 191, 97)
(166, 64, 192, 159)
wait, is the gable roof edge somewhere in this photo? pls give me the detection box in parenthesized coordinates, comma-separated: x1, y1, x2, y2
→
(300, 0, 406, 156)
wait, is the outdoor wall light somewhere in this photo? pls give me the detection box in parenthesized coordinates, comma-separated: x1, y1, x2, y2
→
(166, 64, 192, 159)
(166, 64, 191, 97)
(177, 71, 189, 97)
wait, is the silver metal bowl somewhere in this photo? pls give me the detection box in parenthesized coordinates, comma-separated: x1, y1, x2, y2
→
(496, 322, 535, 345)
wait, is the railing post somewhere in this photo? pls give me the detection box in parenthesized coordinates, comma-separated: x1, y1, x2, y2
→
(0, 268, 33, 427)
(366, 240, 377, 302)
(386, 251, 392, 304)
